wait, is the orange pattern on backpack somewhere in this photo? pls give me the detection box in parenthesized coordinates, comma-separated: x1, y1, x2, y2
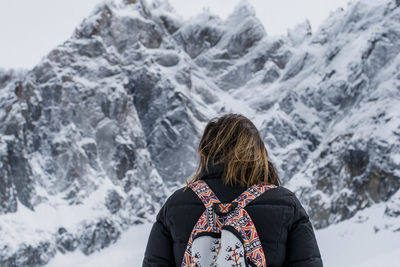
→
(181, 180, 277, 267)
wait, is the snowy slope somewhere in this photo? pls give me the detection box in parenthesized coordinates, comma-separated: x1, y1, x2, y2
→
(46, 198, 400, 267)
(47, 223, 153, 267)
(316, 192, 400, 267)
(0, 0, 400, 265)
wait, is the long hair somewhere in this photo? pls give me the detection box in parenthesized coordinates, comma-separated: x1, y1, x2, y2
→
(187, 113, 281, 188)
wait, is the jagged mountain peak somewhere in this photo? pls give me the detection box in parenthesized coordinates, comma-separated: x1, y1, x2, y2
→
(311, 0, 398, 45)
(226, 0, 257, 23)
(287, 19, 312, 46)
(1, 0, 400, 265)
(70, 0, 267, 60)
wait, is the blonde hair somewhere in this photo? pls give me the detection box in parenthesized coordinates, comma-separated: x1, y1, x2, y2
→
(187, 113, 280, 188)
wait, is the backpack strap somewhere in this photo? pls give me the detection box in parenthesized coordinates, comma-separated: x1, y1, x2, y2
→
(188, 180, 277, 209)
(233, 183, 277, 208)
(188, 180, 221, 208)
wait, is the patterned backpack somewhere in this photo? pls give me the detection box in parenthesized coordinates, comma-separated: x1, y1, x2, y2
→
(181, 179, 277, 267)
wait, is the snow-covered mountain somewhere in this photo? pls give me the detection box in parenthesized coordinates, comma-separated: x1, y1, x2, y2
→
(0, 0, 399, 265)
(0, 69, 27, 90)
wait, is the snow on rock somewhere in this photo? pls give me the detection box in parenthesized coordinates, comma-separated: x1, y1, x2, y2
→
(287, 19, 312, 46)
(1, 0, 400, 265)
(0, 68, 27, 90)
(46, 223, 153, 267)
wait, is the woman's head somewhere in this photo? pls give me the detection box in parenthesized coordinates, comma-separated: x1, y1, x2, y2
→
(188, 113, 280, 187)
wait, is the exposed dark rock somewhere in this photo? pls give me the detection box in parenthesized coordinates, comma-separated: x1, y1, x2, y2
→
(113, 143, 136, 180)
(123, 0, 137, 4)
(173, 17, 224, 58)
(343, 149, 369, 177)
(0, 138, 35, 214)
(384, 199, 400, 217)
(224, 2, 266, 56)
(279, 91, 298, 114)
(262, 118, 300, 148)
(155, 52, 180, 67)
(79, 218, 121, 255)
(81, 141, 98, 170)
(226, 18, 265, 56)
(281, 52, 308, 81)
(32, 61, 56, 84)
(362, 29, 400, 78)
(127, 68, 203, 181)
(174, 67, 192, 88)
(326, 46, 341, 61)
(159, 15, 180, 35)
(105, 190, 123, 214)
(352, 164, 400, 203)
(0, 69, 27, 89)
(0, 146, 17, 214)
(262, 63, 280, 84)
(76, 39, 107, 58)
(56, 227, 79, 253)
(0, 242, 56, 267)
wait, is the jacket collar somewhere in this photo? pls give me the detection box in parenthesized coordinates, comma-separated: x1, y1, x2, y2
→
(200, 160, 224, 180)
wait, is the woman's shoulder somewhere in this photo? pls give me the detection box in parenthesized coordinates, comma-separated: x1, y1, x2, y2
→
(276, 185, 305, 207)
(251, 185, 303, 208)
(272, 185, 298, 198)
(161, 185, 203, 208)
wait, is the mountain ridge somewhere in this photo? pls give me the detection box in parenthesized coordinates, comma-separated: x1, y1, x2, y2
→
(0, 0, 400, 265)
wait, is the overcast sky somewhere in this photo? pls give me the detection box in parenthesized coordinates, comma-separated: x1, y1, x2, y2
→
(0, 0, 351, 70)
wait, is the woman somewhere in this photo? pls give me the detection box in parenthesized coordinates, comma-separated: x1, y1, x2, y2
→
(143, 113, 323, 267)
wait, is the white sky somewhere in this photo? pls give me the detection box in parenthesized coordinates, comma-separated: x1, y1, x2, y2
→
(0, 0, 351, 70)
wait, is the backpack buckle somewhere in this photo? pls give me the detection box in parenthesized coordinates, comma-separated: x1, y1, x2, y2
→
(212, 202, 238, 216)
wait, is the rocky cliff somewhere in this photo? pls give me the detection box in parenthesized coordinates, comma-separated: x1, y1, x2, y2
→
(0, 0, 399, 265)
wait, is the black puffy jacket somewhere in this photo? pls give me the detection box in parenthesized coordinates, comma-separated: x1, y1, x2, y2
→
(143, 163, 323, 267)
